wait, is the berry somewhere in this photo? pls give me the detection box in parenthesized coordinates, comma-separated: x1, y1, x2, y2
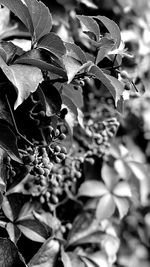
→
(54, 156, 61, 164)
(55, 129, 60, 137)
(60, 147, 67, 154)
(54, 145, 61, 153)
(51, 194, 59, 204)
(57, 153, 66, 161)
(58, 133, 66, 141)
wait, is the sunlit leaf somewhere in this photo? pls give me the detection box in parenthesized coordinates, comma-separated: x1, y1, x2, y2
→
(0, 41, 17, 63)
(96, 37, 115, 64)
(113, 181, 132, 197)
(62, 55, 82, 83)
(113, 197, 130, 219)
(62, 84, 84, 109)
(101, 163, 119, 191)
(78, 180, 108, 197)
(28, 238, 60, 267)
(96, 194, 115, 221)
(65, 42, 87, 64)
(6, 222, 21, 244)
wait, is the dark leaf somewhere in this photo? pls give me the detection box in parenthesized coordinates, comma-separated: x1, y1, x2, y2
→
(0, 55, 43, 109)
(93, 15, 121, 48)
(0, 0, 34, 37)
(62, 84, 83, 109)
(89, 65, 124, 106)
(24, 0, 52, 42)
(0, 121, 22, 163)
(96, 37, 115, 64)
(37, 32, 66, 58)
(64, 42, 87, 64)
(78, 180, 108, 197)
(77, 15, 100, 41)
(14, 49, 67, 79)
(0, 238, 27, 267)
(0, 149, 7, 203)
(28, 238, 60, 267)
(40, 81, 62, 116)
(0, 41, 17, 63)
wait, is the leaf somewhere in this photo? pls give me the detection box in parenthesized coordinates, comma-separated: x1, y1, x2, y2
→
(61, 247, 72, 267)
(6, 222, 21, 244)
(114, 159, 131, 179)
(96, 37, 115, 64)
(62, 84, 83, 109)
(0, 0, 34, 36)
(89, 65, 124, 106)
(14, 49, 67, 79)
(80, 256, 99, 267)
(63, 252, 86, 267)
(0, 121, 22, 163)
(0, 149, 7, 199)
(128, 161, 148, 181)
(93, 16, 121, 48)
(0, 237, 27, 267)
(113, 182, 132, 197)
(113, 197, 130, 219)
(24, 0, 52, 42)
(17, 218, 48, 242)
(28, 238, 60, 267)
(0, 41, 17, 63)
(37, 32, 66, 58)
(96, 194, 116, 221)
(101, 164, 119, 191)
(62, 55, 82, 83)
(0, 55, 43, 109)
(65, 42, 87, 64)
(78, 180, 108, 197)
(77, 15, 100, 41)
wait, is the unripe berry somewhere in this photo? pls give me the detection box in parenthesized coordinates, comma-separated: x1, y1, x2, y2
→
(51, 194, 59, 204)
(54, 145, 61, 153)
(39, 110, 46, 118)
(58, 133, 66, 141)
(57, 153, 66, 161)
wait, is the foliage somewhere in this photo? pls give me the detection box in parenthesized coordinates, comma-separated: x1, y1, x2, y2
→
(0, 0, 150, 266)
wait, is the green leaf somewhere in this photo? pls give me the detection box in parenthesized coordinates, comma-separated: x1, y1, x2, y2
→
(101, 164, 119, 191)
(80, 256, 100, 267)
(61, 247, 72, 267)
(62, 84, 83, 109)
(93, 16, 121, 48)
(65, 42, 87, 64)
(0, 149, 7, 201)
(14, 49, 67, 79)
(96, 194, 116, 221)
(62, 55, 82, 83)
(24, 0, 52, 42)
(28, 238, 60, 267)
(0, 121, 22, 163)
(128, 161, 148, 181)
(6, 222, 21, 244)
(0, 238, 27, 267)
(89, 65, 124, 106)
(37, 32, 66, 58)
(78, 180, 108, 197)
(62, 252, 86, 267)
(113, 182, 132, 197)
(113, 197, 130, 219)
(77, 15, 100, 41)
(0, 0, 34, 36)
(0, 55, 43, 109)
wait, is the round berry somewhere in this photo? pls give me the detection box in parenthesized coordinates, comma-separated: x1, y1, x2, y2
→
(60, 147, 67, 154)
(59, 133, 66, 141)
(39, 110, 46, 118)
(51, 194, 59, 204)
(55, 129, 60, 137)
(57, 153, 66, 161)
(54, 156, 61, 164)
(54, 145, 61, 153)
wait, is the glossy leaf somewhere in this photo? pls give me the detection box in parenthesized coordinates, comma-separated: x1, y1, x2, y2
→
(14, 49, 67, 79)
(28, 238, 60, 267)
(0, 238, 27, 267)
(101, 164, 119, 191)
(2, 196, 14, 221)
(63, 252, 86, 267)
(77, 15, 100, 41)
(0, 41, 17, 63)
(128, 161, 148, 181)
(96, 194, 116, 221)
(0, 55, 43, 109)
(89, 65, 124, 106)
(6, 222, 21, 244)
(0, 121, 22, 163)
(96, 37, 115, 64)
(24, 0, 52, 42)
(78, 180, 108, 197)
(37, 32, 66, 58)
(62, 55, 82, 83)
(61, 248, 72, 267)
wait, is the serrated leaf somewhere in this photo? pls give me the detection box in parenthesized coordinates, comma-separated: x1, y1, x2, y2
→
(65, 42, 87, 64)
(0, 55, 43, 109)
(0, 0, 34, 36)
(28, 238, 60, 267)
(77, 15, 100, 41)
(78, 180, 108, 197)
(96, 194, 115, 221)
(89, 65, 124, 106)
(37, 32, 66, 58)
(14, 49, 67, 79)
(93, 16, 121, 48)
(0, 238, 27, 267)
(113, 197, 130, 219)
(6, 222, 21, 244)
(0, 121, 22, 163)
(24, 0, 52, 42)
(113, 181, 132, 197)
(17, 219, 48, 242)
